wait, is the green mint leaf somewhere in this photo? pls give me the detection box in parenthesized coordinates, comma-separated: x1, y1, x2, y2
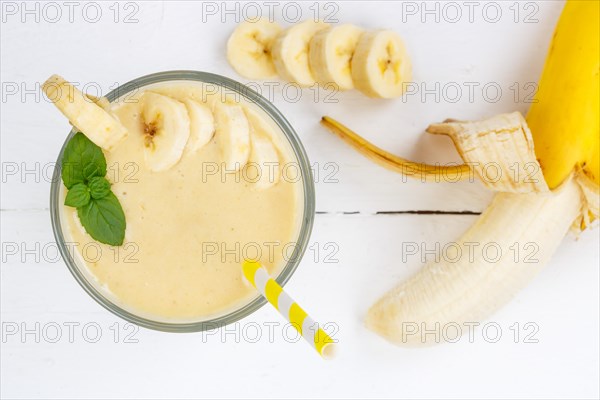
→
(77, 191, 126, 246)
(61, 132, 107, 189)
(64, 183, 91, 207)
(61, 133, 126, 247)
(83, 163, 102, 181)
(88, 176, 111, 199)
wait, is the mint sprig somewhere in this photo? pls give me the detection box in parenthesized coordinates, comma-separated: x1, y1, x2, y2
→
(64, 183, 91, 207)
(88, 176, 111, 199)
(61, 132, 126, 246)
(62, 132, 107, 188)
(77, 192, 126, 246)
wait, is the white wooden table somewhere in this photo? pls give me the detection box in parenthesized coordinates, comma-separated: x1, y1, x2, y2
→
(1, 1, 598, 398)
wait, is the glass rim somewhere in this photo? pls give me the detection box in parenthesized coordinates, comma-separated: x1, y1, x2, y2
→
(49, 70, 316, 333)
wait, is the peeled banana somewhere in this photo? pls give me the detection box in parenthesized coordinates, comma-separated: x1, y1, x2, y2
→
(322, 0, 599, 345)
(367, 176, 583, 345)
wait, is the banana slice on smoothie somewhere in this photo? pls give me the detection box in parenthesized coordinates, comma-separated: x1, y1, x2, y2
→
(140, 92, 190, 172)
(182, 98, 215, 152)
(244, 108, 281, 189)
(84, 94, 111, 110)
(248, 134, 280, 190)
(227, 19, 283, 79)
(271, 20, 329, 86)
(214, 103, 251, 171)
(351, 30, 412, 98)
(42, 75, 128, 151)
(309, 24, 364, 90)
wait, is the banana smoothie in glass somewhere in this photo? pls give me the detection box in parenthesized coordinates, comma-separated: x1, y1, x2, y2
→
(53, 73, 312, 326)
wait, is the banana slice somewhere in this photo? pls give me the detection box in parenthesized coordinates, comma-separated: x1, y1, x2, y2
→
(42, 75, 127, 151)
(182, 98, 215, 152)
(309, 24, 364, 90)
(214, 103, 250, 171)
(227, 19, 283, 79)
(84, 94, 111, 110)
(271, 20, 329, 86)
(244, 108, 281, 189)
(247, 134, 280, 190)
(351, 30, 412, 98)
(140, 92, 190, 172)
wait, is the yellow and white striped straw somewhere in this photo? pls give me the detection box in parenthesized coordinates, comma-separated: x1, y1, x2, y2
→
(242, 260, 336, 359)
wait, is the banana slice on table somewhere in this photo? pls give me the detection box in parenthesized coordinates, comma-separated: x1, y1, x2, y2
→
(244, 108, 281, 189)
(351, 30, 412, 98)
(182, 98, 215, 152)
(227, 19, 283, 79)
(272, 20, 329, 86)
(42, 75, 127, 151)
(309, 24, 364, 90)
(214, 103, 251, 171)
(140, 92, 190, 172)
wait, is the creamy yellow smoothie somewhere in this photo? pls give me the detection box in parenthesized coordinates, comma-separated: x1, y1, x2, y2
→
(60, 81, 303, 322)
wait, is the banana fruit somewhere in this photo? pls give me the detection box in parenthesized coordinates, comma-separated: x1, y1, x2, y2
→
(227, 19, 283, 79)
(227, 20, 411, 98)
(244, 107, 281, 189)
(42, 75, 128, 151)
(214, 103, 251, 172)
(248, 134, 280, 190)
(526, 0, 600, 189)
(308, 24, 364, 90)
(140, 92, 191, 172)
(351, 30, 412, 98)
(322, 0, 599, 346)
(271, 20, 329, 86)
(182, 98, 215, 153)
(367, 176, 583, 346)
(84, 94, 111, 110)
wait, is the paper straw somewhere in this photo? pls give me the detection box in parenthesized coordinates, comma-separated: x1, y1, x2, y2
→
(242, 260, 336, 359)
